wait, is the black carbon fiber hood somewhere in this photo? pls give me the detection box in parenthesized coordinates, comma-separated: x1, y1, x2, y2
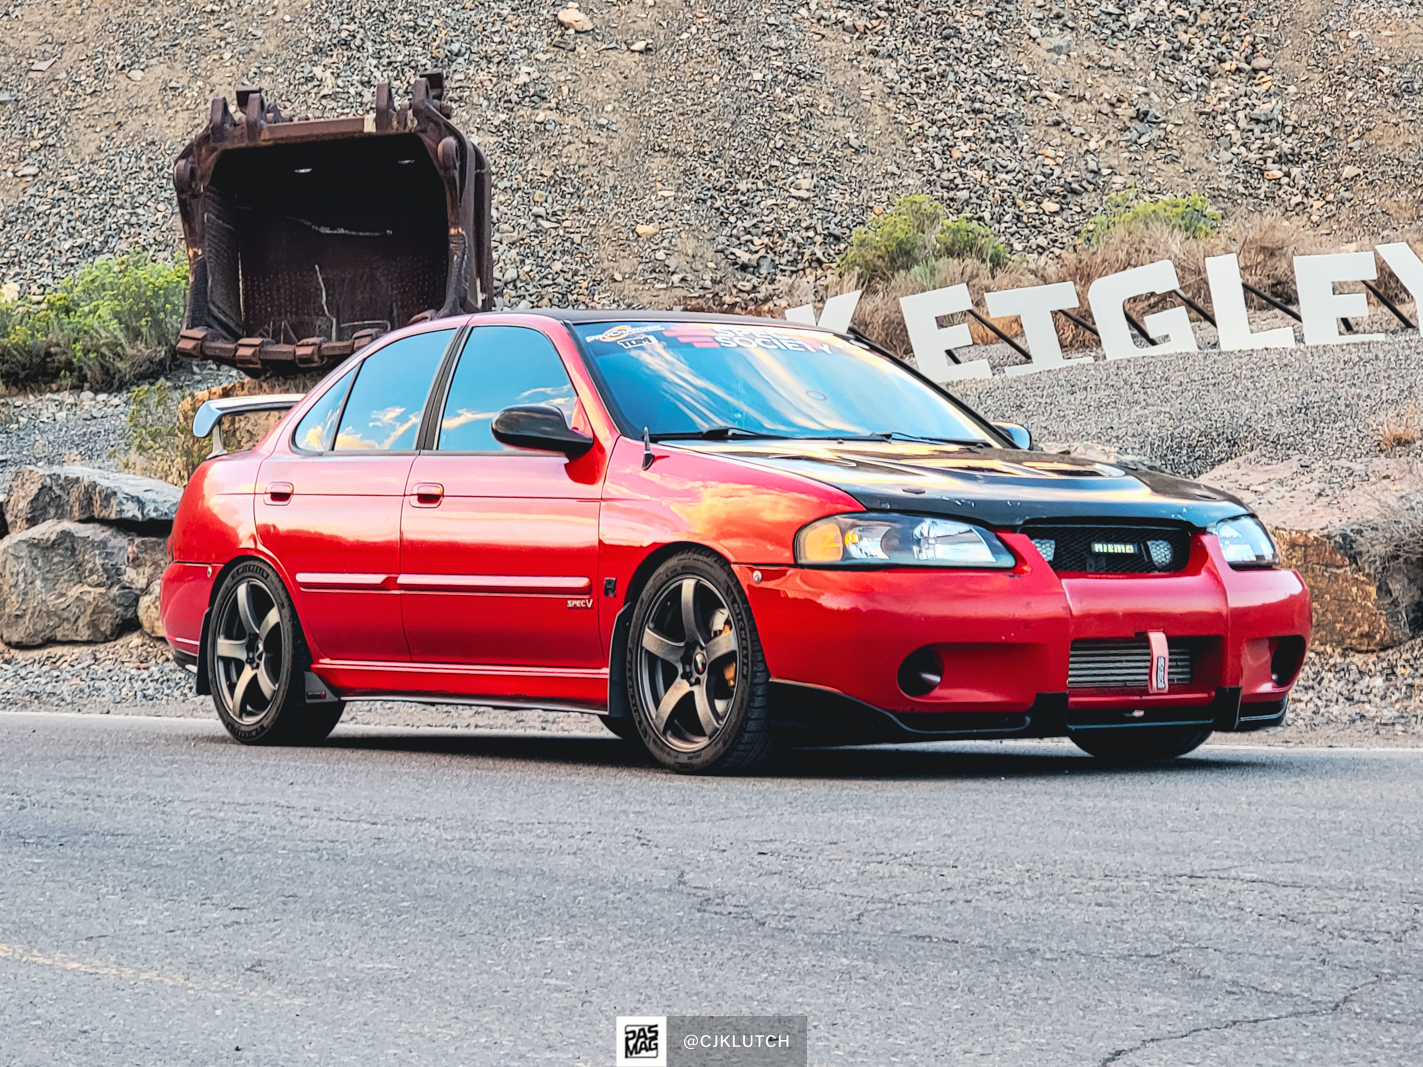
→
(685, 440, 1251, 528)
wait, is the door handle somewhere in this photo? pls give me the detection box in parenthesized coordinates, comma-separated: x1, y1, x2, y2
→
(411, 482, 444, 507)
(265, 481, 293, 505)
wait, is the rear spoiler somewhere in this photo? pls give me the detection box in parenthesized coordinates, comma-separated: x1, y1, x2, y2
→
(193, 394, 305, 455)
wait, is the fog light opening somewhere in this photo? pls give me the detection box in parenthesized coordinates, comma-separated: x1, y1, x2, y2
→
(1270, 636, 1306, 687)
(898, 647, 944, 698)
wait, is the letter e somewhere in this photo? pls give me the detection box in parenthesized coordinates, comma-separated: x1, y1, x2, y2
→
(899, 284, 990, 382)
(1294, 252, 1383, 346)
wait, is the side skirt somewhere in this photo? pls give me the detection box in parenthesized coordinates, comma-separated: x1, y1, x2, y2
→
(309, 658, 610, 712)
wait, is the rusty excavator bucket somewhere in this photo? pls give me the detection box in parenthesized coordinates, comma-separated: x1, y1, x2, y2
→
(172, 71, 492, 376)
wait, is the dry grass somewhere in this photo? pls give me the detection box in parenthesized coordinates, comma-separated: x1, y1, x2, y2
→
(124, 374, 326, 487)
(1038, 214, 1325, 349)
(753, 213, 1419, 358)
(851, 258, 1042, 355)
(782, 213, 1325, 356)
(1377, 404, 1422, 453)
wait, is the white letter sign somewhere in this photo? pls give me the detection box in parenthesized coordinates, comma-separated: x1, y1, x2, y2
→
(1087, 260, 1199, 360)
(785, 290, 863, 333)
(1294, 252, 1382, 346)
(1376, 243, 1423, 330)
(899, 284, 990, 382)
(1205, 253, 1296, 351)
(984, 281, 1086, 377)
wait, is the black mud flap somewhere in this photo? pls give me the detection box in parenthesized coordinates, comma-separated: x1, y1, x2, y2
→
(604, 605, 633, 722)
(195, 609, 212, 696)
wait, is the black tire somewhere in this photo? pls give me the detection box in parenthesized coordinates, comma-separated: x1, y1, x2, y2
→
(599, 715, 641, 741)
(207, 560, 345, 746)
(626, 550, 773, 774)
(1070, 726, 1212, 762)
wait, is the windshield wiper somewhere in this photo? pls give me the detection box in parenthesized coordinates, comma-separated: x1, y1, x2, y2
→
(836, 431, 990, 446)
(648, 427, 789, 441)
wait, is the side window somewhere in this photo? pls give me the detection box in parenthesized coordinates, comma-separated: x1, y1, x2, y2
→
(437, 326, 577, 452)
(333, 329, 454, 452)
(291, 366, 356, 453)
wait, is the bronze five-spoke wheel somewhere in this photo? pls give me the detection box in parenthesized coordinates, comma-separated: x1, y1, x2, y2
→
(207, 560, 344, 745)
(627, 551, 772, 773)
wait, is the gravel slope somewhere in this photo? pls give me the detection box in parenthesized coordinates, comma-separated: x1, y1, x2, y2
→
(0, 360, 237, 492)
(957, 323, 1423, 478)
(3, 0, 1421, 305)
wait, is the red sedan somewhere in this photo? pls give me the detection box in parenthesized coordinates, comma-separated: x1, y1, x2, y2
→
(161, 313, 1310, 773)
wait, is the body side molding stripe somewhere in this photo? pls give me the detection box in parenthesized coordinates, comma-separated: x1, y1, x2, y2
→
(295, 572, 395, 590)
(315, 659, 608, 679)
(395, 574, 592, 594)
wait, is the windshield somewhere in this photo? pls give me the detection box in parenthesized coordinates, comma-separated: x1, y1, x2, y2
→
(573, 321, 996, 443)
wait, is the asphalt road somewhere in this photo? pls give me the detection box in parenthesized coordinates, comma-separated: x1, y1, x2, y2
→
(2, 713, 1420, 1067)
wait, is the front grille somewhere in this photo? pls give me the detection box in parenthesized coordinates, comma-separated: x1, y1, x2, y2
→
(1068, 639, 1194, 689)
(1023, 523, 1192, 573)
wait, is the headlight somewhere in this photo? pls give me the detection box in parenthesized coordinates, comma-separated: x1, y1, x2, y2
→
(1209, 515, 1279, 568)
(795, 513, 1016, 568)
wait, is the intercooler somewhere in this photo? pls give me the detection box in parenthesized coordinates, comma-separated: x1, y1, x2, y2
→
(1068, 639, 1194, 690)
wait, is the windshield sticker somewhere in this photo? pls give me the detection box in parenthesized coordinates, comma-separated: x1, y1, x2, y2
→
(584, 322, 839, 355)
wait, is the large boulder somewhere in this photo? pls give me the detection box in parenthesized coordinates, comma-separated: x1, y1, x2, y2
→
(127, 536, 170, 640)
(125, 535, 170, 590)
(4, 466, 182, 534)
(1200, 454, 1423, 651)
(0, 520, 151, 645)
(137, 583, 164, 639)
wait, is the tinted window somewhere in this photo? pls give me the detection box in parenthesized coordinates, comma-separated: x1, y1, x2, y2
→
(291, 365, 357, 453)
(437, 326, 576, 451)
(333, 329, 454, 452)
(573, 321, 994, 444)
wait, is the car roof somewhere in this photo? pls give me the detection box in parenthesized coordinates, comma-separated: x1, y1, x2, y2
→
(482, 308, 840, 331)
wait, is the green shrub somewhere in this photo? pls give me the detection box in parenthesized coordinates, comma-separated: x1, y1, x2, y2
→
(839, 195, 1009, 283)
(936, 217, 1010, 270)
(0, 254, 188, 390)
(1077, 188, 1222, 248)
(123, 380, 209, 486)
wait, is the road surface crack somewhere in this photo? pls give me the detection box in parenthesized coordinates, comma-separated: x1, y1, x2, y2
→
(1097, 977, 1382, 1066)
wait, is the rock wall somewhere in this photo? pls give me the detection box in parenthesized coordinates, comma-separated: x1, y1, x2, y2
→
(0, 466, 177, 647)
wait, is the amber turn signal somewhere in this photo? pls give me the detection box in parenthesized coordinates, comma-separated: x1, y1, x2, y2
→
(798, 519, 846, 563)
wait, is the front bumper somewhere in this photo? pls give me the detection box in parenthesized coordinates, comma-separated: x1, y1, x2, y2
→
(742, 532, 1310, 737)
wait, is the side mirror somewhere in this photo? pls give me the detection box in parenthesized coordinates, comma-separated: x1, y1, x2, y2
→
(992, 421, 1032, 450)
(491, 405, 594, 457)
